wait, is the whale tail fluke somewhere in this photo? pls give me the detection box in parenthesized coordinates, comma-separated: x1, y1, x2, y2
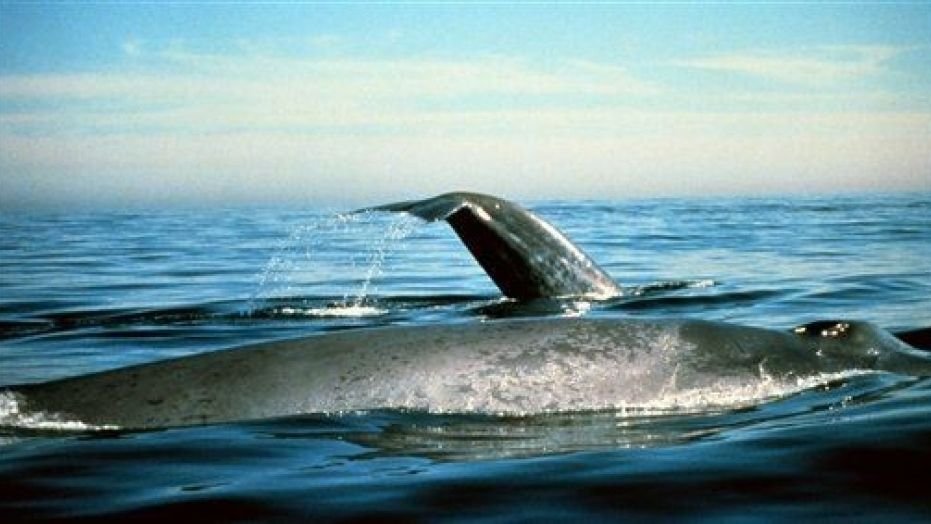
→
(363, 192, 475, 222)
(361, 192, 621, 300)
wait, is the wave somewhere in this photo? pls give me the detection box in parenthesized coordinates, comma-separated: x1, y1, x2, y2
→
(0, 279, 733, 341)
(0, 296, 464, 339)
(610, 288, 784, 312)
(0, 391, 118, 432)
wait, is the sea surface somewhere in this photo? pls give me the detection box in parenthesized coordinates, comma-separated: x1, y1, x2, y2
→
(1, 193, 930, 521)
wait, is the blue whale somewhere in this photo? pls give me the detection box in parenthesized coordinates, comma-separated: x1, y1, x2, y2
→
(2, 192, 929, 430)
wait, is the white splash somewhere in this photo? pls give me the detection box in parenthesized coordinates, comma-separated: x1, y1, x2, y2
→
(405, 371, 866, 418)
(628, 370, 865, 414)
(560, 300, 592, 318)
(629, 279, 717, 296)
(0, 390, 119, 432)
(279, 305, 387, 318)
(342, 212, 418, 306)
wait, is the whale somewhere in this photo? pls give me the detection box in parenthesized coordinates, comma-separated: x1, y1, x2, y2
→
(4, 317, 931, 430)
(2, 192, 929, 430)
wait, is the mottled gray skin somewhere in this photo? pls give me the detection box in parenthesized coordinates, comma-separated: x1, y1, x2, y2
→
(364, 192, 620, 300)
(6, 318, 930, 429)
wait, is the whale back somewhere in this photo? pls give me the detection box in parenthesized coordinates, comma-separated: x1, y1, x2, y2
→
(791, 320, 931, 373)
(366, 192, 620, 300)
(6, 317, 931, 430)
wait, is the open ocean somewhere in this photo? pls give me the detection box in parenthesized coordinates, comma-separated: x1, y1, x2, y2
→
(1, 193, 930, 521)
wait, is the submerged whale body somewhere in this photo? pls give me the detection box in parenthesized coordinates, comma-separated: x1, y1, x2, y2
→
(3, 192, 930, 430)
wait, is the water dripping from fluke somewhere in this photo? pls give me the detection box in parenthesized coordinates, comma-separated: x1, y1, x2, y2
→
(244, 211, 420, 319)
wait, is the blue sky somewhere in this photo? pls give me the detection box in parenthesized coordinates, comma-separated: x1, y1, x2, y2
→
(1, 3, 929, 209)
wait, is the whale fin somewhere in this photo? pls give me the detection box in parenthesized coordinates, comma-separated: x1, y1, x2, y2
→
(361, 192, 620, 300)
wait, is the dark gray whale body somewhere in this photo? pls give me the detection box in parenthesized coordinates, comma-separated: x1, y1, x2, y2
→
(3, 192, 929, 430)
(7, 317, 931, 429)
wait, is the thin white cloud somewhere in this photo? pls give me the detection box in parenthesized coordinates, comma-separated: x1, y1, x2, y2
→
(0, 52, 660, 136)
(160, 51, 658, 97)
(679, 45, 907, 87)
(0, 59, 637, 102)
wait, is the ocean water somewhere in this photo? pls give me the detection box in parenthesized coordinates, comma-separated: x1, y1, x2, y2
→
(1, 193, 930, 521)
